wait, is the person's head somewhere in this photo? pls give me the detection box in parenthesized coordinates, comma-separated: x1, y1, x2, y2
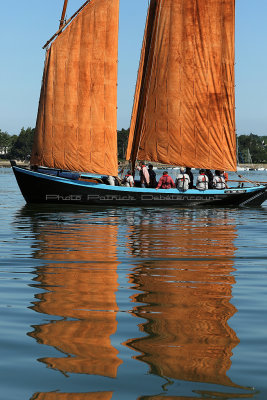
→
(199, 169, 205, 174)
(163, 171, 168, 175)
(215, 170, 220, 176)
(185, 167, 191, 172)
(127, 170, 131, 175)
(180, 167, 185, 174)
(148, 164, 153, 170)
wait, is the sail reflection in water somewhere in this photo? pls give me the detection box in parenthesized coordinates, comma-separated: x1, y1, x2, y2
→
(125, 210, 241, 392)
(28, 218, 122, 398)
(31, 392, 113, 400)
(21, 207, 252, 399)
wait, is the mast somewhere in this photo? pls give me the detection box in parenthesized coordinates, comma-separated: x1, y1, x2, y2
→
(59, 0, 68, 29)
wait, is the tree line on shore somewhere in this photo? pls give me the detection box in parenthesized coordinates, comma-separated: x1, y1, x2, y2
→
(1, 127, 267, 164)
(0, 127, 130, 161)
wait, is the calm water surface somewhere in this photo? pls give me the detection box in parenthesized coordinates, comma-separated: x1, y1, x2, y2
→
(1, 167, 267, 400)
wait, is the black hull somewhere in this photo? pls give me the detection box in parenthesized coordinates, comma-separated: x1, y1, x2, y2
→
(12, 166, 267, 207)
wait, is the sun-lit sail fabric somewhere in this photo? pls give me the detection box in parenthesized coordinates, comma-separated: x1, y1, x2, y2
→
(31, 0, 119, 176)
(126, 0, 236, 171)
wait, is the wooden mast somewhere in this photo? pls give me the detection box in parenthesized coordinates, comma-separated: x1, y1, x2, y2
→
(43, 0, 91, 49)
(59, 0, 68, 29)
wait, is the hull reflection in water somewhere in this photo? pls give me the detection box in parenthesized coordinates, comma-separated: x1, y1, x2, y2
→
(125, 210, 243, 392)
(28, 220, 121, 396)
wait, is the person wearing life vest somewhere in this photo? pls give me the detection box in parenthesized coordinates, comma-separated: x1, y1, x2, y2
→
(156, 171, 175, 189)
(107, 176, 116, 186)
(213, 170, 226, 189)
(196, 169, 209, 190)
(122, 171, 134, 187)
(176, 167, 190, 191)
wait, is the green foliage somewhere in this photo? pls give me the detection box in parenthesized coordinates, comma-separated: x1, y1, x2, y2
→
(238, 133, 267, 163)
(3, 125, 267, 164)
(8, 127, 35, 160)
(0, 130, 13, 158)
(117, 128, 129, 160)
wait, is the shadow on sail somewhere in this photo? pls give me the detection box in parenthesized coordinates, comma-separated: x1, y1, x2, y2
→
(22, 210, 122, 400)
(124, 209, 251, 396)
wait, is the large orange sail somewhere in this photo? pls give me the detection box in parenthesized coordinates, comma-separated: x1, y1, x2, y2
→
(31, 0, 119, 176)
(126, 0, 236, 171)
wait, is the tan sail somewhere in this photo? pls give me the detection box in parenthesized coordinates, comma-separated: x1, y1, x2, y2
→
(126, 0, 236, 171)
(31, 0, 119, 176)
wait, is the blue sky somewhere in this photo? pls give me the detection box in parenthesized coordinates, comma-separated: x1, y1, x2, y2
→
(0, 0, 266, 136)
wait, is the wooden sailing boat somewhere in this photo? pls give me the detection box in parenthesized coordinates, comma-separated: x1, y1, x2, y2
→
(12, 0, 267, 206)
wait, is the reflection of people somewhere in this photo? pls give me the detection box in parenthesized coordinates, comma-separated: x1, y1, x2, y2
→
(156, 171, 175, 189)
(122, 171, 134, 187)
(148, 164, 157, 188)
(196, 169, 209, 190)
(176, 167, 190, 191)
(137, 162, 150, 188)
(213, 170, 226, 189)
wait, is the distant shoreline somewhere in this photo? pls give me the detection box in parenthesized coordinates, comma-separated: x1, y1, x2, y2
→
(0, 160, 29, 168)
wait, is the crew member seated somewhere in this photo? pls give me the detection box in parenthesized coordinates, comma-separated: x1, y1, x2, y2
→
(122, 171, 134, 187)
(176, 167, 190, 191)
(196, 169, 209, 190)
(156, 171, 175, 189)
(213, 170, 226, 189)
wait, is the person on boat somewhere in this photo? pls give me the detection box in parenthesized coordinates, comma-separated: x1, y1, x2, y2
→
(107, 176, 116, 186)
(205, 169, 214, 189)
(137, 162, 150, 188)
(185, 167, 194, 188)
(176, 167, 190, 191)
(196, 169, 209, 190)
(213, 170, 226, 189)
(156, 171, 175, 189)
(118, 161, 124, 178)
(223, 171, 229, 188)
(107, 176, 121, 186)
(122, 171, 134, 187)
(148, 164, 157, 188)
